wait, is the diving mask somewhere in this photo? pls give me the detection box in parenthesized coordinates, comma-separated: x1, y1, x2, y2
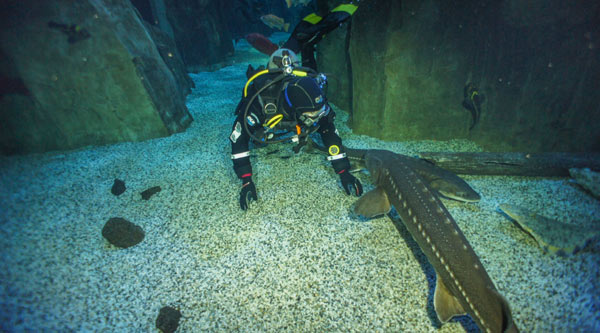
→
(299, 104, 330, 127)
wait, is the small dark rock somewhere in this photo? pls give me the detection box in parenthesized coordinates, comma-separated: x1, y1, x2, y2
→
(111, 179, 126, 196)
(156, 306, 182, 333)
(101, 217, 145, 248)
(141, 186, 161, 200)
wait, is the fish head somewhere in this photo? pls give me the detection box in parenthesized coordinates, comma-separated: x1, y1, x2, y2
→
(364, 150, 394, 183)
(259, 15, 271, 24)
(429, 179, 481, 202)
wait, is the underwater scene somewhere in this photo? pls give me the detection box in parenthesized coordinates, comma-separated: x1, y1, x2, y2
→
(1, 0, 599, 332)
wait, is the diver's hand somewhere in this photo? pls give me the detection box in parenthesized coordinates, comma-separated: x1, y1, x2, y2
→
(339, 170, 363, 197)
(239, 179, 258, 210)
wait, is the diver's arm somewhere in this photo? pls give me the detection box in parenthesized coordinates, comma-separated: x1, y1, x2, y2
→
(230, 111, 253, 180)
(230, 110, 260, 210)
(231, 82, 262, 181)
(317, 109, 363, 196)
(316, 110, 351, 173)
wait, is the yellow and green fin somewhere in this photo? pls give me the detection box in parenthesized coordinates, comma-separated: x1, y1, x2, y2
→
(302, 13, 323, 24)
(332, 4, 358, 15)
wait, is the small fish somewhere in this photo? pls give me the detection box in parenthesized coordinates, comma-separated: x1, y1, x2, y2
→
(462, 82, 484, 131)
(260, 14, 290, 32)
(285, 0, 313, 8)
(245, 33, 279, 56)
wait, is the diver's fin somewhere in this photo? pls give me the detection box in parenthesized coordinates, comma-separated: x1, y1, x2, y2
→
(354, 187, 391, 218)
(434, 274, 466, 323)
(331, 4, 359, 15)
(302, 13, 323, 25)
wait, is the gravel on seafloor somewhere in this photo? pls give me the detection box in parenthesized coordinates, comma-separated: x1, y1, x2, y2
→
(0, 33, 599, 332)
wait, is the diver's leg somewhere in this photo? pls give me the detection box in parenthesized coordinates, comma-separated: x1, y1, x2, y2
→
(283, 4, 358, 69)
(282, 20, 319, 54)
(300, 44, 317, 70)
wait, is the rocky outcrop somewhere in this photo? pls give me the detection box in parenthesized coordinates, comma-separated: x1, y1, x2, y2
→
(0, 0, 193, 155)
(344, 0, 600, 152)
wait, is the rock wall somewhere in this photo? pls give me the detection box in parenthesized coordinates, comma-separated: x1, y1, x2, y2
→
(316, 14, 352, 113)
(314, 0, 355, 117)
(0, 0, 192, 155)
(143, 22, 195, 99)
(162, 0, 234, 72)
(343, 0, 600, 152)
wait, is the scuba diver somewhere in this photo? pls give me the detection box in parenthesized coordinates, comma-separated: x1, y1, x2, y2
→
(245, 2, 358, 70)
(282, 2, 359, 70)
(230, 48, 363, 210)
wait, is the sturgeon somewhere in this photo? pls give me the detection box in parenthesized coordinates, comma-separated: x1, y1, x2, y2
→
(344, 147, 481, 202)
(355, 149, 518, 333)
(306, 140, 481, 202)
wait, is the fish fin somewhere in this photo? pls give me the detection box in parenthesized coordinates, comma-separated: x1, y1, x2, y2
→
(488, 287, 519, 333)
(284, 23, 290, 32)
(434, 274, 466, 323)
(354, 186, 391, 218)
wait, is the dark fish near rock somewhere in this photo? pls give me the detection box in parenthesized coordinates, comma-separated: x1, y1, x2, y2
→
(462, 82, 484, 131)
(355, 149, 518, 333)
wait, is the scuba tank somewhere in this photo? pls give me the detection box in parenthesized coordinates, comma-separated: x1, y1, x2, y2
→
(239, 51, 326, 146)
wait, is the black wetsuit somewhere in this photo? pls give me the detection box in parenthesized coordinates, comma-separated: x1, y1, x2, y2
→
(283, 9, 355, 70)
(230, 73, 351, 180)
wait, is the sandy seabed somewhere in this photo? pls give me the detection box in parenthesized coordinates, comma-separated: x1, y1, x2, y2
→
(1, 35, 599, 332)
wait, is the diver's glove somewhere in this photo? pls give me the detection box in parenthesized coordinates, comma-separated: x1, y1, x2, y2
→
(338, 169, 363, 197)
(239, 178, 258, 210)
